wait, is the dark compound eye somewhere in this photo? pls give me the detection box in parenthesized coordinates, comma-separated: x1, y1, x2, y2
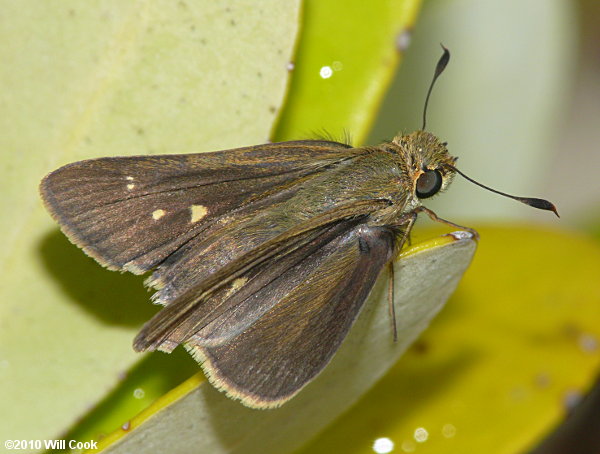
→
(416, 169, 443, 198)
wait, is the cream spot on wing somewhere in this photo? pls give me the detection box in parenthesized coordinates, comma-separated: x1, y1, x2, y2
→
(190, 205, 208, 223)
(127, 183, 135, 190)
(225, 277, 248, 297)
(152, 209, 166, 220)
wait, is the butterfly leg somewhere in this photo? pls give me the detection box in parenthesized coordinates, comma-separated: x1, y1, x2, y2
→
(387, 211, 418, 342)
(414, 206, 480, 240)
(387, 262, 398, 342)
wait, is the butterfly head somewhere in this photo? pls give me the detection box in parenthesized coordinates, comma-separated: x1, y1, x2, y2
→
(393, 130, 457, 200)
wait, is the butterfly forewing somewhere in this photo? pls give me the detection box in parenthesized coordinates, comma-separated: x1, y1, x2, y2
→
(39, 141, 356, 273)
(135, 149, 406, 311)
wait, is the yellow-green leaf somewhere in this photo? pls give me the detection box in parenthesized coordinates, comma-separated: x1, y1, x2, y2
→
(299, 226, 600, 454)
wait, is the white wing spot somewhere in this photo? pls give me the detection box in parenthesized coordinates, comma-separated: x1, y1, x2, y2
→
(127, 183, 135, 190)
(126, 176, 134, 181)
(190, 205, 208, 223)
(152, 209, 166, 220)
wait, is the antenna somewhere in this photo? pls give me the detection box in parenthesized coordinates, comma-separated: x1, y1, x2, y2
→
(448, 165, 559, 217)
(422, 44, 450, 131)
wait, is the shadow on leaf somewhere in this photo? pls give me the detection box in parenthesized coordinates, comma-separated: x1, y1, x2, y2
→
(37, 229, 159, 327)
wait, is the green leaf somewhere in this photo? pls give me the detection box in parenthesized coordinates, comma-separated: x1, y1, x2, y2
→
(273, 0, 422, 145)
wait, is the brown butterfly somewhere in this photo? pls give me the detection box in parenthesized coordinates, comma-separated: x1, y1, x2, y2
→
(40, 47, 557, 408)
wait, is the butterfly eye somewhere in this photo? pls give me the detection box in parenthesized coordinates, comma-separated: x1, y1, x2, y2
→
(416, 169, 443, 199)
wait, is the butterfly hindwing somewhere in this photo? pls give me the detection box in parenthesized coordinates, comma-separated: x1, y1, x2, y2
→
(184, 224, 396, 408)
(132, 200, 391, 353)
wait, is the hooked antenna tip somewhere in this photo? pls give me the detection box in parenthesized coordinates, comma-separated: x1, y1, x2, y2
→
(448, 164, 559, 217)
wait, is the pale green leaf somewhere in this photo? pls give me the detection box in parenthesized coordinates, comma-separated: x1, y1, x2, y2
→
(0, 0, 300, 444)
(39, 0, 424, 445)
